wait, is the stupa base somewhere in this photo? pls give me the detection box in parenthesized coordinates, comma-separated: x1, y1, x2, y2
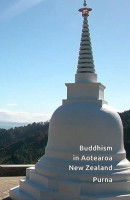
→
(10, 167, 130, 200)
(10, 186, 130, 200)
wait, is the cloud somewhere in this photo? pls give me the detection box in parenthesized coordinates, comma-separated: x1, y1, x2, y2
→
(7, 103, 18, 106)
(0, 109, 51, 123)
(0, 0, 44, 21)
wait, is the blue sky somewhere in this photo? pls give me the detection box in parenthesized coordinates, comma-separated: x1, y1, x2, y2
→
(0, 0, 130, 122)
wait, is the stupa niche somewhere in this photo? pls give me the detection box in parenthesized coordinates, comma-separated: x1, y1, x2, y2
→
(10, 1, 130, 200)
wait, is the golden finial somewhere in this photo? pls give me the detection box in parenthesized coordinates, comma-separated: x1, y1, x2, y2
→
(79, 0, 92, 17)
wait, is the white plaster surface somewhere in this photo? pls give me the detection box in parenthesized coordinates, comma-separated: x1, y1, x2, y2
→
(75, 73, 97, 83)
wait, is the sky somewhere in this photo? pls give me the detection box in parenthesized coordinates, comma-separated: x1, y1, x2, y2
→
(0, 0, 130, 123)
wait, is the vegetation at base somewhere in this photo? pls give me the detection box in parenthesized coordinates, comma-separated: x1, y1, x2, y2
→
(119, 110, 130, 160)
(0, 109, 130, 164)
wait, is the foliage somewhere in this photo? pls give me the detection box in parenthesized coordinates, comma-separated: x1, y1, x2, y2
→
(0, 122, 49, 164)
(119, 110, 130, 160)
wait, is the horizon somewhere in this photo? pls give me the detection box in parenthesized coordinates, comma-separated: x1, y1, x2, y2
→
(0, 0, 130, 123)
(0, 120, 48, 130)
(0, 108, 129, 128)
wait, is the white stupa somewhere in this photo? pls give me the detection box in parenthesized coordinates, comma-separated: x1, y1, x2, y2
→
(10, 1, 130, 200)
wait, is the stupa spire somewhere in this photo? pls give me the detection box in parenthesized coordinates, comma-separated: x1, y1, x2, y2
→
(77, 1, 95, 74)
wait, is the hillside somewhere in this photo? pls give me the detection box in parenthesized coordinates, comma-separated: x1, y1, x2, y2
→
(0, 122, 49, 164)
(0, 110, 130, 164)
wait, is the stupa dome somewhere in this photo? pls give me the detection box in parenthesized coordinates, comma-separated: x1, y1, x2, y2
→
(47, 102, 124, 155)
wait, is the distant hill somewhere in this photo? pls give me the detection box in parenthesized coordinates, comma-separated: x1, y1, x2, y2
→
(0, 121, 28, 129)
(0, 122, 49, 164)
(0, 110, 130, 164)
